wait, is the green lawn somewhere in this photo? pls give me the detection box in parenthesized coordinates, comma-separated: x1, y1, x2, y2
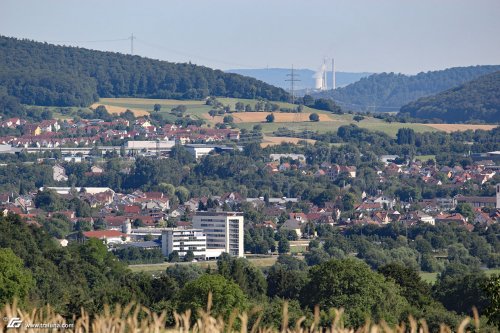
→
(415, 155, 436, 162)
(290, 245, 307, 254)
(419, 272, 438, 284)
(419, 268, 500, 285)
(128, 256, 277, 275)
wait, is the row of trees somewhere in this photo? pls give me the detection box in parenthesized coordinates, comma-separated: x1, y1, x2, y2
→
(400, 70, 500, 123)
(312, 65, 500, 113)
(0, 36, 289, 106)
(3, 216, 498, 330)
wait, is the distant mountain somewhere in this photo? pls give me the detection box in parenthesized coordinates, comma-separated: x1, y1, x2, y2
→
(399, 71, 500, 123)
(311, 65, 500, 112)
(225, 68, 372, 91)
(0, 36, 289, 107)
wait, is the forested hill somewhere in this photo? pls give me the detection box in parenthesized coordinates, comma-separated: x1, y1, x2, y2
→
(0, 36, 289, 107)
(399, 71, 500, 123)
(312, 65, 500, 112)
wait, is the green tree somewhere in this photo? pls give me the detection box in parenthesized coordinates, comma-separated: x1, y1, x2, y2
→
(168, 251, 180, 263)
(342, 193, 356, 211)
(267, 263, 308, 299)
(159, 183, 176, 197)
(483, 274, 500, 328)
(153, 103, 161, 112)
(0, 248, 34, 306)
(217, 254, 267, 299)
(304, 247, 330, 266)
(223, 115, 234, 123)
(378, 263, 433, 308)
(278, 238, 290, 254)
(353, 115, 365, 122)
(34, 189, 65, 212)
(309, 113, 320, 122)
(175, 186, 190, 203)
(454, 203, 474, 221)
(434, 270, 489, 315)
(184, 250, 195, 262)
(301, 258, 409, 327)
(178, 274, 248, 319)
(166, 264, 204, 288)
(235, 102, 245, 112)
(266, 113, 275, 123)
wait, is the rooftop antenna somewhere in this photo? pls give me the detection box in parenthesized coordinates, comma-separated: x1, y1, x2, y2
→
(129, 33, 135, 55)
(286, 64, 300, 104)
(332, 58, 336, 90)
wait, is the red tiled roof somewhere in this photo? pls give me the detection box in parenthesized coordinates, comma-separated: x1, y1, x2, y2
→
(83, 230, 126, 238)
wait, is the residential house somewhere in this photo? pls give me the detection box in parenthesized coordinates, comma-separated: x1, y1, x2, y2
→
(435, 213, 467, 224)
(53, 164, 68, 182)
(90, 165, 104, 174)
(24, 124, 41, 136)
(281, 219, 303, 238)
(415, 211, 435, 225)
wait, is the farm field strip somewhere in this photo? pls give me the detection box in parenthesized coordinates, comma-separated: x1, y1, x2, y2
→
(425, 123, 497, 132)
(90, 98, 497, 138)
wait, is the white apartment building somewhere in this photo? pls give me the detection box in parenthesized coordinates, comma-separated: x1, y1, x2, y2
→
(161, 228, 207, 260)
(192, 211, 244, 258)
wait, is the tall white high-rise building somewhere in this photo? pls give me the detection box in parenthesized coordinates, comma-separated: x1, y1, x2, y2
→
(192, 211, 244, 258)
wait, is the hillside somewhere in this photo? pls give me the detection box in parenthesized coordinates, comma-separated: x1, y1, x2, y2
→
(0, 36, 289, 107)
(226, 68, 371, 90)
(399, 70, 500, 123)
(312, 65, 500, 112)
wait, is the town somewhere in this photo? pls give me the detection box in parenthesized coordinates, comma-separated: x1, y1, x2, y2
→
(0, 112, 498, 265)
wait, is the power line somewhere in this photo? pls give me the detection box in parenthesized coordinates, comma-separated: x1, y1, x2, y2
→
(134, 38, 259, 68)
(45, 38, 129, 43)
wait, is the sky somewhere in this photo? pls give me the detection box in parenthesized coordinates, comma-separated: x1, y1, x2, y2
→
(1, 0, 499, 74)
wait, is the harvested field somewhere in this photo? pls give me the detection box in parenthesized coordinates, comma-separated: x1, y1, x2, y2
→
(90, 103, 149, 117)
(261, 136, 316, 147)
(425, 123, 497, 132)
(99, 97, 203, 106)
(209, 112, 334, 123)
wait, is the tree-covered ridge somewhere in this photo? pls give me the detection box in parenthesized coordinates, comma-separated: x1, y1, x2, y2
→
(399, 71, 500, 123)
(0, 36, 289, 106)
(312, 65, 500, 113)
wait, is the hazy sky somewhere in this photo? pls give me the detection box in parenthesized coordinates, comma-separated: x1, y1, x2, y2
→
(1, 0, 499, 73)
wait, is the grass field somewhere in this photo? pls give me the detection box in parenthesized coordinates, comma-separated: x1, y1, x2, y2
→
(419, 268, 500, 284)
(261, 135, 316, 147)
(415, 155, 436, 162)
(129, 256, 278, 275)
(90, 97, 497, 138)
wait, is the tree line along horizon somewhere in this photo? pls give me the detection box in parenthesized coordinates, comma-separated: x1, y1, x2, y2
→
(1, 35, 499, 124)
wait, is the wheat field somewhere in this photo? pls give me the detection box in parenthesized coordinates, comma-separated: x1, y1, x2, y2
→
(0, 298, 478, 333)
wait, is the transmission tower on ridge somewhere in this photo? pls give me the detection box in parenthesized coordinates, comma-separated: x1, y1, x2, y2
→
(129, 33, 136, 55)
(285, 65, 300, 104)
